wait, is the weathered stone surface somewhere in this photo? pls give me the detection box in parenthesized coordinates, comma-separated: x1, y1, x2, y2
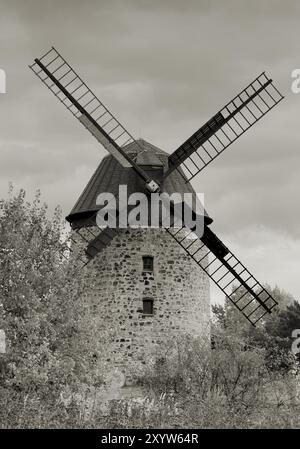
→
(77, 227, 211, 387)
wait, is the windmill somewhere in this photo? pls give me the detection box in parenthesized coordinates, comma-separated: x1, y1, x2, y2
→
(29, 47, 284, 328)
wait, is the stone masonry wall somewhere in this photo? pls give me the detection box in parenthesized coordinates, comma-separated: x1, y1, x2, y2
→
(77, 227, 211, 386)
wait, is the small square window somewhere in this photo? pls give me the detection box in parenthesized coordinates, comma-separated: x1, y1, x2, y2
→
(143, 256, 153, 272)
(143, 299, 153, 315)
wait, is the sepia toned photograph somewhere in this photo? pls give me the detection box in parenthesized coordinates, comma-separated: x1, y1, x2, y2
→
(0, 0, 299, 438)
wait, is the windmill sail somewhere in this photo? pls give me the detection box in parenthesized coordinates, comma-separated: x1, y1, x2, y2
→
(62, 220, 118, 269)
(165, 225, 277, 326)
(29, 47, 149, 182)
(29, 49, 282, 325)
(165, 73, 284, 181)
(83, 227, 118, 259)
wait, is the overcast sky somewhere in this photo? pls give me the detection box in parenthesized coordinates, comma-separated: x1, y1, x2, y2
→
(0, 0, 299, 303)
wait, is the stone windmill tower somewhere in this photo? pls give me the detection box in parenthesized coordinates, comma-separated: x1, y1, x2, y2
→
(65, 139, 212, 383)
(30, 47, 284, 388)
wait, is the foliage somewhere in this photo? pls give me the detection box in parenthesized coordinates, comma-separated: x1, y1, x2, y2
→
(0, 187, 104, 427)
(212, 285, 300, 371)
(102, 334, 300, 429)
(103, 286, 300, 429)
(0, 187, 300, 429)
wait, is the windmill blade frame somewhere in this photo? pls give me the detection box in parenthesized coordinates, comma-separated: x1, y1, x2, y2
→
(29, 46, 154, 186)
(165, 224, 277, 326)
(67, 211, 112, 267)
(164, 72, 284, 182)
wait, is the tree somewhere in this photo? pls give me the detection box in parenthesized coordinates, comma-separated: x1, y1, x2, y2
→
(212, 284, 299, 372)
(0, 187, 104, 427)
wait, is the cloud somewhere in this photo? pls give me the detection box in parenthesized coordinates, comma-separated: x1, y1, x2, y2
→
(0, 0, 299, 298)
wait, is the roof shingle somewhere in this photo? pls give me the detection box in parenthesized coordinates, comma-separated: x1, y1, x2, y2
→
(66, 139, 212, 225)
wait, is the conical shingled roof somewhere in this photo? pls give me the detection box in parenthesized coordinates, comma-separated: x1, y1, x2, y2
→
(66, 139, 212, 226)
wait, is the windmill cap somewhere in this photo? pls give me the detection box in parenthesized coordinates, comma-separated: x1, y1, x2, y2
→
(66, 139, 212, 227)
